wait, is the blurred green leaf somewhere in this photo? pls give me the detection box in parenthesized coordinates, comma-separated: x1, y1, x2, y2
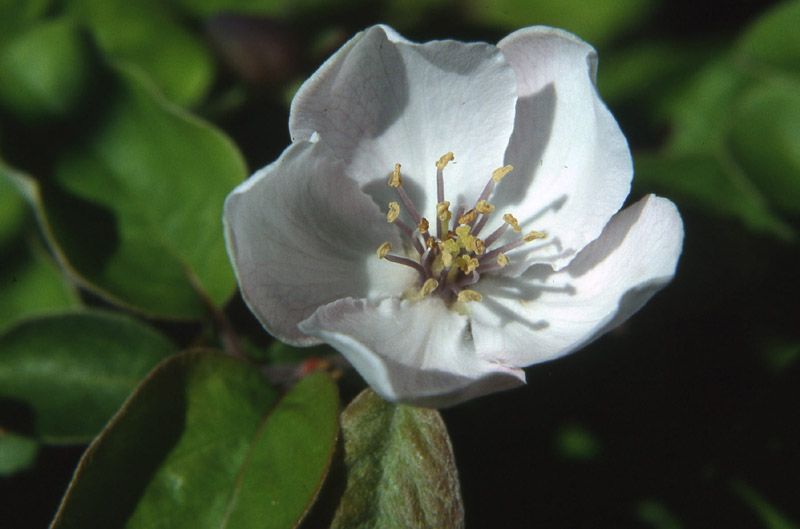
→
(14, 64, 244, 319)
(0, 311, 175, 443)
(464, 0, 656, 46)
(0, 239, 80, 331)
(0, 161, 80, 330)
(761, 338, 800, 373)
(0, 431, 39, 476)
(637, 499, 683, 529)
(732, 480, 799, 529)
(169, 0, 354, 17)
(69, 0, 214, 106)
(0, 166, 28, 248)
(0, 0, 51, 45)
(554, 422, 601, 460)
(737, 0, 800, 79)
(728, 82, 800, 214)
(0, 18, 91, 121)
(635, 2, 800, 241)
(634, 154, 794, 240)
(50, 352, 338, 529)
(330, 389, 464, 529)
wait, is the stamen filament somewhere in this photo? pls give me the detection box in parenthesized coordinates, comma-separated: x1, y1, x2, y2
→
(384, 253, 426, 275)
(482, 222, 509, 248)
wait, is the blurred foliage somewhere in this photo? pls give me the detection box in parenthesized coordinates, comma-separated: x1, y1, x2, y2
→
(0, 0, 798, 527)
(51, 353, 338, 529)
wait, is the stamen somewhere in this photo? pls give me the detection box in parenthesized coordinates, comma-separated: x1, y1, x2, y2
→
(389, 163, 402, 187)
(385, 254, 425, 275)
(417, 217, 429, 234)
(377, 242, 392, 259)
(503, 213, 522, 233)
(420, 278, 439, 297)
(436, 201, 451, 237)
(523, 230, 546, 242)
(387, 202, 400, 223)
(458, 208, 478, 225)
(469, 238, 485, 255)
(475, 200, 494, 214)
(436, 152, 454, 171)
(483, 222, 509, 248)
(492, 165, 513, 182)
(497, 252, 509, 267)
(457, 290, 482, 302)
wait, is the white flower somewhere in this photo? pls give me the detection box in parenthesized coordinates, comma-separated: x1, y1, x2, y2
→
(224, 25, 684, 408)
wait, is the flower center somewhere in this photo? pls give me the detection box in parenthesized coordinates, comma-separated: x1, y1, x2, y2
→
(377, 152, 545, 303)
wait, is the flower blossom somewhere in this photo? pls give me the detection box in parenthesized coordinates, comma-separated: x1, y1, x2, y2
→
(224, 25, 684, 408)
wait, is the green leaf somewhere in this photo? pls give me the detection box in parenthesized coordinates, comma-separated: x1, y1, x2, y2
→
(728, 82, 800, 214)
(14, 64, 245, 319)
(554, 422, 601, 461)
(0, 431, 39, 477)
(69, 0, 214, 106)
(0, 311, 175, 443)
(330, 389, 464, 529)
(0, 162, 80, 330)
(634, 154, 794, 241)
(50, 352, 339, 529)
(464, 0, 656, 46)
(0, 165, 28, 248)
(0, 18, 91, 121)
(732, 480, 799, 529)
(737, 0, 800, 79)
(636, 3, 800, 241)
(168, 0, 354, 18)
(636, 499, 683, 529)
(0, 0, 52, 46)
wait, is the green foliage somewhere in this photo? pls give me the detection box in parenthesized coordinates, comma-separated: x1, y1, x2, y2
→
(555, 422, 602, 460)
(68, 0, 214, 106)
(50, 352, 339, 529)
(168, 0, 355, 17)
(0, 18, 91, 121)
(0, 166, 28, 248)
(14, 65, 245, 319)
(733, 481, 799, 529)
(0, 311, 175, 443)
(464, 0, 656, 46)
(634, 1, 800, 241)
(0, 431, 39, 477)
(330, 389, 464, 529)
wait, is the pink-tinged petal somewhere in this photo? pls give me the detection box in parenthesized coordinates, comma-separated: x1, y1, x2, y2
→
(299, 297, 525, 408)
(495, 26, 633, 272)
(289, 25, 518, 217)
(469, 195, 683, 367)
(224, 140, 416, 345)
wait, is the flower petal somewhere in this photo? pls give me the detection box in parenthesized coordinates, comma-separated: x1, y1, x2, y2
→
(289, 25, 518, 217)
(495, 26, 633, 272)
(299, 297, 525, 408)
(224, 140, 416, 345)
(469, 195, 683, 367)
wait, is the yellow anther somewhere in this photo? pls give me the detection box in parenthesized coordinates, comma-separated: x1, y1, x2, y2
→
(458, 208, 478, 225)
(475, 200, 494, 214)
(417, 217, 429, 234)
(523, 230, 546, 242)
(469, 238, 485, 255)
(492, 165, 513, 182)
(389, 163, 402, 187)
(454, 225, 472, 239)
(420, 278, 439, 297)
(442, 238, 459, 255)
(435, 152, 455, 170)
(387, 202, 400, 223)
(458, 256, 479, 274)
(503, 213, 522, 233)
(377, 242, 392, 259)
(497, 252, 509, 267)
(426, 237, 437, 249)
(457, 290, 483, 302)
(441, 251, 454, 268)
(436, 201, 451, 222)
